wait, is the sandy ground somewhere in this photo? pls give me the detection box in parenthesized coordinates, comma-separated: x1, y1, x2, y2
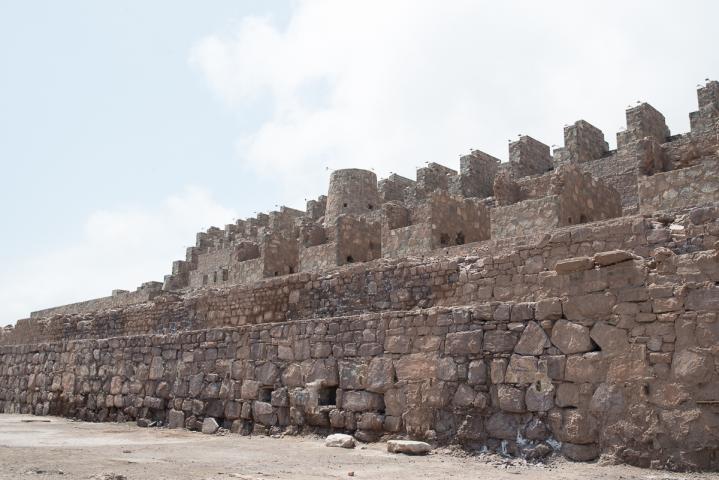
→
(0, 414, 715, 480)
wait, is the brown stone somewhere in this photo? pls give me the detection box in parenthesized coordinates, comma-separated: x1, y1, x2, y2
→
(555, 257, 594, 274)
(551, 320, 594, 355)
(514, 321, 551, 355)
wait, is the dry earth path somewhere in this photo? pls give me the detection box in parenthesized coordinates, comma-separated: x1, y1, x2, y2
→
(0, 415, 714, 480)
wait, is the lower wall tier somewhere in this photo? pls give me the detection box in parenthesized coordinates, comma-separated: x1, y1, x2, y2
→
(2, 250, 719, 471)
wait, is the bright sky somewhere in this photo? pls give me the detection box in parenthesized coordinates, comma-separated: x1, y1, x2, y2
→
(1, 0, 718, 326)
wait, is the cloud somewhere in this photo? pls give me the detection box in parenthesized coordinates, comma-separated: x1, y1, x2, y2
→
(0, 187, 235, 326)
(189, 0, 719, 206)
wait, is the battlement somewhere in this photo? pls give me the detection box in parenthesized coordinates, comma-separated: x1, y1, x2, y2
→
(27, 80, 717, 319)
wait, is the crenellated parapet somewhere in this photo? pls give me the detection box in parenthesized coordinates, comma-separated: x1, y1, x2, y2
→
(20, 80, 719, 320)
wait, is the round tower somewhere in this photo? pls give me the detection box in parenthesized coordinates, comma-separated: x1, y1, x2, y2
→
(324, 169, 380, 225)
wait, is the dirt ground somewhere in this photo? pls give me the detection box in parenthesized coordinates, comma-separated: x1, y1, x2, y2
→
(0, 414, 715, 480)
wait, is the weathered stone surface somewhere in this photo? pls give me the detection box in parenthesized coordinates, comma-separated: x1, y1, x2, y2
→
(671, 350, 713, 385)
(525, 380, 554, 412)
(565, 352, 606, 383)
(394, 354, 437, 381)
(551, 320, 593, 355)
(497, 385, 525, 413)
(167, 409, 185, 429)
(252, 401, 277, 426)
(201, 417, 219, 434)
(555, 257, 594, 274)
(387, 440, 432, 455)
(325, 433, 355, 448)
(365, 357, 394, 393)
(483, 331, 517, 353)
(536, 298, 563, 320)
(514, 322, 551, 355)
(467, 360, 487, 385)
(562, 293, 616, 322)
(589, 322, 628, 356)
(485, 412, 519, 440)
(593, 250, 636, 266)
(562, 443, 599, 461)
(445, 330, 483, 355)
(504, 355, 540, 383)
(342, 391, 384, 412)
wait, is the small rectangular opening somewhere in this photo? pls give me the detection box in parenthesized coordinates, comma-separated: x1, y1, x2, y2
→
(202, 275, 208, 285)
(318, 387, 336, 406)
(259, 388, 272, 403)
(222, 269, 229, 281)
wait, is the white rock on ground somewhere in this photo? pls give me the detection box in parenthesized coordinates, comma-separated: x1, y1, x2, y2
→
(325, 433, 356, 448)
(387, 440, 432, 455)
(201, 417, 219, 434)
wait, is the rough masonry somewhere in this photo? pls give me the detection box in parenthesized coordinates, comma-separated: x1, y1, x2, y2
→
(1, 81, 719, 471)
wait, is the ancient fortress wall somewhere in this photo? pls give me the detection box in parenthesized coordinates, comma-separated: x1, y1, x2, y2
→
(2, 245, 719, 469)
(2, 80, 719, 470)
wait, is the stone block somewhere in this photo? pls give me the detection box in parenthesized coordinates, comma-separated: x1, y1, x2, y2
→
(536, 298, 563, 320)
(467, 360, 487, 385)
(671, 350, 713, 385)
(445, 330, 483, 355)
(485, 412, 519, 440)
(394, 354, 437, 381)
(252, 401, 277, 426)
(555, 257, 594, 274)
(483, 331, 517, 353)
(504, 355, 540, 384)
(387, 440, 431, 455)
(201, 417, 219, 434)
(497, 385, 525, 413)
(562, 443, 599, 461)
(590, 322, 629, 356)
(593, 250, 635, 266)
(551, 320, 593, 354)
(167, 409, 185, 429)
(342, 390, 384, 412)
(365, 357, 394, 393)
(514, 322, 551, 355)
(525, 380, 554, 412)
(325, 433, 355, 448)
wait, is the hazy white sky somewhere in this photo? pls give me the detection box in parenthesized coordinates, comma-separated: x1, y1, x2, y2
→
(1, 0, 718, 325)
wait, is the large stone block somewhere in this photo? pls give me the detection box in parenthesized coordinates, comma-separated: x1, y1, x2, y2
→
(167, 409, 185, 429)
(525, 380, 554, 412)
(590, 322, 628, 356)
(394, 354, 437, 381)
(485, 412, 520, 440)
(671, 350, 713, 385)
(497, 385, 525, 413)
(504, 355, 540, 384)
(342, 390, 385, 412)
(483, 331, 517, 353)
(515, 322, 551, 355)
(445, 330, 483, 355)
(551, 320, 594, 354)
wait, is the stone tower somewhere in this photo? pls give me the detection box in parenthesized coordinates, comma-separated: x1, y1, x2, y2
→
(324, 168, 380, 225)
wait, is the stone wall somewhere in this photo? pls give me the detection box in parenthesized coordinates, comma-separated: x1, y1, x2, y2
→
(556, 164, 622, 226)
(325, 169, 380, 225)
(30, 282, 164, 318)
(3, 248, 719, 470)
(509, 136, 553, 178)
(491, 197, 561, 239)
(5, 204, 719, 348)
(638, 160, 719, 214)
